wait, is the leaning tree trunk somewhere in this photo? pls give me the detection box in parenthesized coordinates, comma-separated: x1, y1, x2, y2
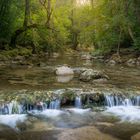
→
(10, 0, 30, 48)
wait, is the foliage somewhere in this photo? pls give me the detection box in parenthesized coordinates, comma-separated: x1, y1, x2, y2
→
(0, 47, 32, 59)
(0, 0, 140, 55)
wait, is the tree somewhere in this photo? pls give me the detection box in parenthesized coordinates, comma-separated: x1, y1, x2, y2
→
(0, 0, 12, 43)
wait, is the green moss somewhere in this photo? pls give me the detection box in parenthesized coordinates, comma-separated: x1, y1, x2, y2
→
(0, 48, 32, 59)
(92, 47, 112, 56)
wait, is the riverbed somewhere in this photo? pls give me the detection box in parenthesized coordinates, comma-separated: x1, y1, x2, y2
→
(0, 53, 140, 140)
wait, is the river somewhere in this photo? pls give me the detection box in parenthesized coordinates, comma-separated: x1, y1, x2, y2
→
(0, 53, 140, 140)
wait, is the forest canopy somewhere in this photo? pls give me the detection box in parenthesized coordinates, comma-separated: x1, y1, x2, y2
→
(0, 0, 140, 55)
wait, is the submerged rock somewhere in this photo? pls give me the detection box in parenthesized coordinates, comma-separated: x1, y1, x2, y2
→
(79, 69, 109, 82)
(58, 126, 120, 140)
(131, 132, 140, 140)
(56, 66, 74, 76)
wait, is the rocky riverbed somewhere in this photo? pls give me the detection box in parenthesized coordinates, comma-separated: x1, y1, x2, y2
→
(0, 53, 140, 140)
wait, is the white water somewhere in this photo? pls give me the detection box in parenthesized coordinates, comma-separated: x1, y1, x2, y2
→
(40, 110, 65, 117)
(66, 108, 90, 114)
(29, 109, 65, 118)
(75, 96, 82, 108)
(49, 99, 60, 109)
(105, 95, 140, 107)
(0, 114, 27, 129)
(105, 95, 140, 122)
(106, 106, 140, 122)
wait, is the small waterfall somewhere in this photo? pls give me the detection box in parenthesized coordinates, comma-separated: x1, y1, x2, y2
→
(105, 95, 140, 107)
(105, 95, 115, 107)
(0, 101, 23, 115)
(49, 99, 60, 109)
(134, 96, 140, 106)
(75, 96, 82, 108)
(123, 99, 132, 106)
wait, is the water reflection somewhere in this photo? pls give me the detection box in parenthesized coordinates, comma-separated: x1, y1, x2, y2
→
(56, 75, 74, 83)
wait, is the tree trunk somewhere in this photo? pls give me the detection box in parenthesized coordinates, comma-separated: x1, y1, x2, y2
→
(90, 0, 94, 9)
(70, 0, 78, 50)
(128, 26, 135, 42)
(47, 0, 51, 27)
(23, 0, 30, 27)
(10, 0, 30, 47)
(72, 32, 78, 50)
(124, 0, 135, 42)
(134, 0, 140, 25)
(117, 28, 122, 56)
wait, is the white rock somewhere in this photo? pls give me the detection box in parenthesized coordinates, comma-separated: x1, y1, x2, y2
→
(56, 66, 74, 76)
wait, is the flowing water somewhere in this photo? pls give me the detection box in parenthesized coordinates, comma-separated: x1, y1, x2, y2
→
(0, 53, 140, 140)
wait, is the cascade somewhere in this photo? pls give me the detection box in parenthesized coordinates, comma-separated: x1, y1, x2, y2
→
(105, 95, 140, 107)
(49, 99, 60, 109)
(75, 96, 82, 108)
(0, 94, 140, 115)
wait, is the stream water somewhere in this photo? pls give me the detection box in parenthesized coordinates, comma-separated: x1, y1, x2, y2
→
(0, 53, 140, 140)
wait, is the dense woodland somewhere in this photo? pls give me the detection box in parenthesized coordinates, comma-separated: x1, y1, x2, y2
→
(0, 0, 140, 57)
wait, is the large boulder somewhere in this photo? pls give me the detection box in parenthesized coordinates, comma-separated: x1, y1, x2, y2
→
(79, 69, 109, 82)
(56, 66, 74, 76)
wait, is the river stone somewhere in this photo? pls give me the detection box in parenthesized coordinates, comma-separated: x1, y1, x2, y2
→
(136, 56, 140, 66)
(16, 120, 32, 131)
(73, 67, 88, 75)
(131, 132, 140, 140)
(58, 126, 120, 140)
(107, 60, 116, 66)
(126, 58, 137, 67)
(79, 69, 109, 82)
(56, 66, 74, 76)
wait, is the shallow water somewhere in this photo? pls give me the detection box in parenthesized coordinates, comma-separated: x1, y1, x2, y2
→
(0, 53, 140, 140)
(0, 53, 140, 90)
